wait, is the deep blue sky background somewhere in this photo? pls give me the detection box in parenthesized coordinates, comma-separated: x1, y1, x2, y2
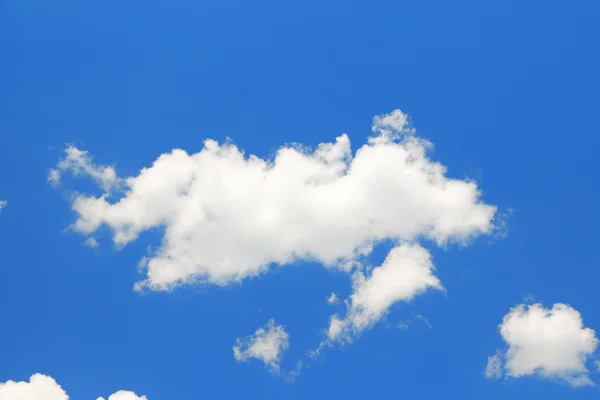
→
(1, 0, 600, 398)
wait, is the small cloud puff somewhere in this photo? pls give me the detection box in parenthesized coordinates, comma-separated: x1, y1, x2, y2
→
(486, 303, 598, 387)
(327, 292, 339, 305)
(49, 146, 120, 192)
(326, 244, 442, 342)
(415, 314, 433, 330)
(84, 237, 99, 248)
(485, 351, 503, 380)
(97, 391, 147, 400)
(234, 319, 290, 374)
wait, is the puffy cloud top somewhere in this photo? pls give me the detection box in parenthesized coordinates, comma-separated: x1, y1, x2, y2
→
(0, 374, 146, 400)
(97, 390, 148, 400)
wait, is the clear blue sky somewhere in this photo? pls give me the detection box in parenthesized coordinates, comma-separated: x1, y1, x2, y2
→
(1, 1, 600, 399)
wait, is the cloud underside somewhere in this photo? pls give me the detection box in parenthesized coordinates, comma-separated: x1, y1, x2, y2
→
(52, 109, 498, 351)
(487, 303, 599, 387)
(0, 374, 146, 400)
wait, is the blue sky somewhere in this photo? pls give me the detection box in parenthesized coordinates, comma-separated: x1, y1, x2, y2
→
(1, 1, 600, 399)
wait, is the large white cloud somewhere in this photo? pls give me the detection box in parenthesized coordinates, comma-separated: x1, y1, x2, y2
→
(0, 374, 146, 400)
(233, 319, 290, 374)
(51, 109, 497, 292)
(486, 303, 599, 387)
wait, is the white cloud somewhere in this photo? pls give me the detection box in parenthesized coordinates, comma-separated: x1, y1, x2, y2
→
(487, 303, 598, 387)
(97, 391, 148, 400)
(52, 109, 497, 293)
(327, 314, 345, 340)
(370, 109, 414, 145)
(84, 237, 99, 248)
(392, 314, 431, 332)
(234, 319, 289, 374)
(47, 169, 61, 186)
(0, 200, 6, 210)
(325, 244, 442, 341)
(285, 360, 303, 383)
(485, 351, 503, 379)
(0, 374, 67, 400)
(0, 374, 146, 400)
(49, 146, 120, 192)
(327, 292, 339, 305)
(415, 314, 433, 329)
(396, 322, 410, 331)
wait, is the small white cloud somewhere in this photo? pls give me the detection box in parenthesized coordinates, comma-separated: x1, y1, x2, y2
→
(48, 168, 61, 186)
(325, 244, 442, 342)
(485, 350, 503, 380)
(97, 390, 148, 400)
(370, 109, 414, 144)
(415, 314, 433, 329)
(487, 303, 598, 387)
(523, 294, 536, 304)
(0, 374, 146, 400)
(327, 314, 345, 340)
(0, 200, 6, 210)
(327, 292, 339, 305)
(396, 321, 410, 331)
(0, 374, 68, 400)
(234, 319, 290, 374)
(391, 315, 431, 332)
(84, 237, 99, 248)
(51, 146, 121, 192)
(285, 360, 303, 383)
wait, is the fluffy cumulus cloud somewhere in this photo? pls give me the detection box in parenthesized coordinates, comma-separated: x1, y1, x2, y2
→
(234, 319, 290, 374)
(51, 109, 497, 293)
(0, 200, 6, 211)
(52, 109, 499, 358)
(486, 303, 599, 387)
(0, 374, 146, 400)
